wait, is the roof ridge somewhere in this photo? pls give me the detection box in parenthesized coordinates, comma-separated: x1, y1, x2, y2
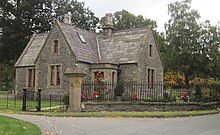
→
(59, 21, 96, 35)
(35, 33, 48, 36)
(112, 27, 150, 33)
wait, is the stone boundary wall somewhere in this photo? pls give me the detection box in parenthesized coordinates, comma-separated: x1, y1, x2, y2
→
(82, 102, 220, 112)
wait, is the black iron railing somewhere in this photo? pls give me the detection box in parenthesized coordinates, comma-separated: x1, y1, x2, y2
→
(81, 82, 220, 102)
(0, 82, 219, 111)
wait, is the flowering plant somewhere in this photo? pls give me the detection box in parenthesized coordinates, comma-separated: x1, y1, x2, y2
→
(131, 90, 138, 100)
(93, 84, 111, 99)
(178, 91, 189, 102)
(92, 91, 99, 97)
(81, 93, 87, 99)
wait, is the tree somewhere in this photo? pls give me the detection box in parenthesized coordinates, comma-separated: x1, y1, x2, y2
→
(165, 0, 201, 85)
(52, 0, 99, 31)
(0, 0, 99, 64)
(0, 0, 99, 90)
(0, 0, 53, 63)
(155, 32, 171, 71)
(200, 20, 220, 79)
(0, 0, 53, 90)
(100, 10, 157, 30)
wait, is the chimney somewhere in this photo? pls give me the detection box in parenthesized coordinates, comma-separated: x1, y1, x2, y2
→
(103, 13, 116, 38)
(64, 13, 72, 24)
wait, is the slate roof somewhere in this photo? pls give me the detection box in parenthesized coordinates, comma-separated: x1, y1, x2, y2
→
(58, 22, 99, 63)
(97, 28, 150, 64)
(15, 21, 151, 67)
(15, 33, 48, 67)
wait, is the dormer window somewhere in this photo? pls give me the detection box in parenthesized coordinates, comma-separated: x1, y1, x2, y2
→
(78, 33, 86, 44)
(53, 40, 59, 53)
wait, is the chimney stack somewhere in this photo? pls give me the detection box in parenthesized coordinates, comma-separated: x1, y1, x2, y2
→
(64, 13, 72, 24)
(103, 13, 116, 38)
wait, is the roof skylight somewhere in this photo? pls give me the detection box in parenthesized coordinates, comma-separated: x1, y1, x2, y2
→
(78, 33, 86, 44)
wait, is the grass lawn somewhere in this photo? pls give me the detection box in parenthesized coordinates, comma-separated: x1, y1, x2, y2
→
(0, 98, 63, 111)
(0, 115, 41, 135)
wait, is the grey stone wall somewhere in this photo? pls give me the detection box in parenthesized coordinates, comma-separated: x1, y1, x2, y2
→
(138, 44, 148, 82)
(78, 62, 91, 83)
(119, 64, 137, 82)
(83, 102, 220, 112)
(35, 24, 88, 97)
(15, 67, 27, 96)
(138, 30, 163, 82)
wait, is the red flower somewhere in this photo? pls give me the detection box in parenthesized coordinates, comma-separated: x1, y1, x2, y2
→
(183, 92, 188, 96)
(106, 92, 110, 95)
(92, 91, 99, 95)
(178, 93, 183, 97)
(81, 93, 86, 99)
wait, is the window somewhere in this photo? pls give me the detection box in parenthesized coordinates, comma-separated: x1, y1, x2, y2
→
(149, 44, 153, 57)
(78, 33, 86, 43)
(94, 71, 104, 83)
(53, 40, 59, 53)
(28, 69, 35, 87)
(112, 72, 115, 84)
(49, 65, 61, 87)
(147, 69, 155, 89)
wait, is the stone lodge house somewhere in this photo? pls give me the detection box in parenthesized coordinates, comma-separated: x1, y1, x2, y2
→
(15, 14, 164, 96)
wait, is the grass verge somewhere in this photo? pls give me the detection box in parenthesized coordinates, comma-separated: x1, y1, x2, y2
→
(0, 115, 41, 135)
(19, 109, 220, 118)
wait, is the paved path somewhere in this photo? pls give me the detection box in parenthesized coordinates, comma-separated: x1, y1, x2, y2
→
(0, 94, 15, 99)
(1, 113, 220, 135)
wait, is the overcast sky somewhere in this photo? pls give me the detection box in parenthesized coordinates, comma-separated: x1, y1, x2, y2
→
(78, 0, 220, 32)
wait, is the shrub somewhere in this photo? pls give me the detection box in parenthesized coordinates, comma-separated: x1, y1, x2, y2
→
(114, 82, 124, 96)
(62, 93, 69, 110)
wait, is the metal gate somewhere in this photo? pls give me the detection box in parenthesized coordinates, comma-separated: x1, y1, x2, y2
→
(22, 89, 41, 112)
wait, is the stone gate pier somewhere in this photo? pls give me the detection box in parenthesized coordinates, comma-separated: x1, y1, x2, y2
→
(65, 67, 86, 112)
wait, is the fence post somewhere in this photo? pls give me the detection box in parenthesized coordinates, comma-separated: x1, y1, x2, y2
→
(50, 94, 52, 111)
(37, 89, 41, 112)
(14, 95, 16, 108)
(7, 93, 8, 109)
(22, 89, 27, 111)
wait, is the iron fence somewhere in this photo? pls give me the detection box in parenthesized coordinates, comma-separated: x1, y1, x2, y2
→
(81, 82, 165, 102)
(0, 82, 219, 111)
(81, 82, 220, 102)
(0, 90, 66, 111)
(22, 89, 66, 111)
(0, 93, 18, 110)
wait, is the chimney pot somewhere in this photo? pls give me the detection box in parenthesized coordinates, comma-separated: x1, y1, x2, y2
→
(105, 13, 113, 26)
(64, 13, 72, 24)
(103, 13, 115, 39)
